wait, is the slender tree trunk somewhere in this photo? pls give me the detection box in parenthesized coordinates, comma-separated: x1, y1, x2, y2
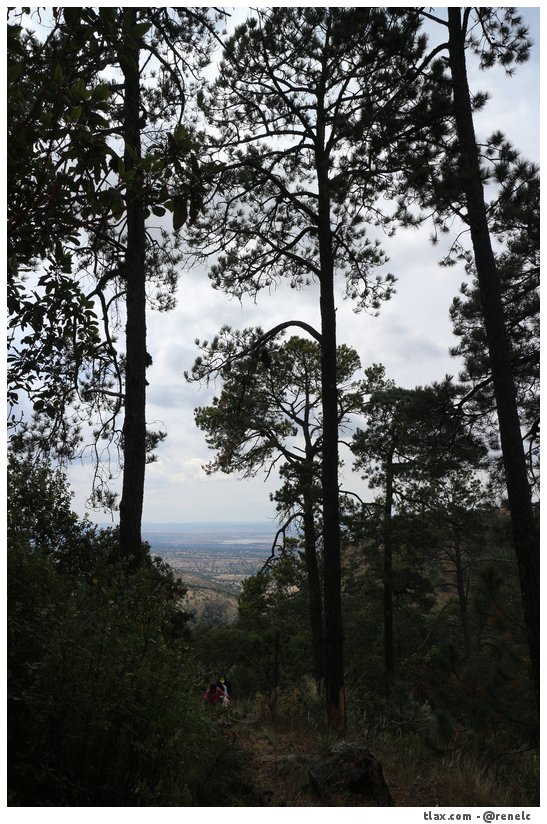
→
(453, 535, 473, 659)
(119, 12, 147, 566)
(316, 99, 346, 730)
(383, 450, 395, 693)
(319, 273, 345, 732)
(447, 8, 539, 705)
(302, 478, 326, 693)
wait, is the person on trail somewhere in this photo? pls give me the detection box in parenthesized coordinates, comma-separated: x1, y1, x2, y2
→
(201, 683, 225, 706)
(217, 676, 231, 703)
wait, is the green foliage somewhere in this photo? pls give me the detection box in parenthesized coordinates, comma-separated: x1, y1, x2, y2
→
(190, 329, 365, 553)
(341, 501, 537, 762)
(236, 556, 313, 694)
(352, 365, 487, 492)
(7, 7, 212, 485)
(7, 453, 230, 805)
(449, 164, 539, 492)
(192, 7, 452, 310)
(192, 550, 314, 700)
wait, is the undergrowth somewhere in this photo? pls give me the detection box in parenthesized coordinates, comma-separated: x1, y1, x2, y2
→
(223, 683, 540, 808)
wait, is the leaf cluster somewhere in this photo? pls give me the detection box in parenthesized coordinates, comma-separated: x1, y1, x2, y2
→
(352, 366, 486, 492)
(190, 7, 456, 312)
(192, 331, 366, 491)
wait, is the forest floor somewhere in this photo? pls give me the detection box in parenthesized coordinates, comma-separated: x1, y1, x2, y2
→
(207, 708, 539, 808)
(214, 712, 451, 807)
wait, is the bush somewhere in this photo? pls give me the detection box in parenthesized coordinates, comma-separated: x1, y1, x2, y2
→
(7, 454, 231, 805)
(8, 538, 233, 805)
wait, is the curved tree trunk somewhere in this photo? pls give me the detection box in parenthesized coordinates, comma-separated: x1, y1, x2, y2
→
(447, 8, 539, 705)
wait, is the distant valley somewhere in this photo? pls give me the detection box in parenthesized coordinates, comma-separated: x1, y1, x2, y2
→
(141, 522, 277, 625)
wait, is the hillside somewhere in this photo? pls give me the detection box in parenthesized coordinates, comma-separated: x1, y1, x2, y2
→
(142, 523, 274, 626)
(179, 570, 239, 625)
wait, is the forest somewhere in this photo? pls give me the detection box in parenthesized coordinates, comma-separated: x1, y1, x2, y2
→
(7, 6, 539, 809)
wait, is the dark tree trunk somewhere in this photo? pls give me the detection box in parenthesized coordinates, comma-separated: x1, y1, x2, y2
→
(447, 8, 539, 705)
(383, 451, 395, 693)
(119, 12, 147, 566)
(453, 536, 473, 659)
(316, 108, 346, 730)
(320, 275, 345, 732)
(302, 479, 326, 693)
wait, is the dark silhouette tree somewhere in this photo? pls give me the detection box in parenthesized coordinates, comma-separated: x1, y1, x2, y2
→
(426, 470, 490, 660)
(449, 164, 539, 495)
(7, 10, 114, 442)
(407, 7, 540, 704)
(190, 331, 367, 691)
(8, 8, 214, 563)
(352, 366, 487, 689)
(190, 5, 451, 730)
(447, 8, 539, 705)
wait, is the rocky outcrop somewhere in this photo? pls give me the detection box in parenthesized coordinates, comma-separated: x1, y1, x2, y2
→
(308, 742, 394, 805)
(265, 742, 394, 806)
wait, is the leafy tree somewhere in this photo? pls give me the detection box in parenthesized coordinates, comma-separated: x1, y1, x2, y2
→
(8, 445, 84, 555)
(352, 366, 487, 687)
(406, 7, 540, 704)
(8, 8, 215, 562)
(342, 500, 438, 680)
(7, 450, 234, 806)
(190, 5, 452, 730)
(407, 469, 493, 660)
(7, 10, 113, 433)
(236, 551, 313, 697)
(423, 511, 537, 758)
(190, 331, 366, 690)
(192, 551, 314, 703)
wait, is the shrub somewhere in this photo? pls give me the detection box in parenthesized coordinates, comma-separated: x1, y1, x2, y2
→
(7, 454, 230, 805)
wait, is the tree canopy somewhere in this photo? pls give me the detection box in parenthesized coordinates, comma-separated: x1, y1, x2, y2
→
(7, 5, 539, 739)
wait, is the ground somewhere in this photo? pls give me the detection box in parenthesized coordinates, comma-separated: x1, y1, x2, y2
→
(214, 712, 445, 807)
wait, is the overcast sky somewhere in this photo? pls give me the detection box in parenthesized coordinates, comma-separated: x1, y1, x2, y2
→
(64, 4, 541, 527)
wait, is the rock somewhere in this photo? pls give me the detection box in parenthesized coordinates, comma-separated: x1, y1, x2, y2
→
(308, 742, 394, 806)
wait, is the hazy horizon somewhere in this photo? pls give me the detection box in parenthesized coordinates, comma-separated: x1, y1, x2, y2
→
(96, 520, 278, 529)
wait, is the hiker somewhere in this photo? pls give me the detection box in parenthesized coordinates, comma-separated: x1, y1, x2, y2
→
(201, 682, 225, 706)
(217, 676, 231, 703)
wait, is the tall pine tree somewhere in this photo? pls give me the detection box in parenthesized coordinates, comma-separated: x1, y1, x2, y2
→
(190, 5, 451, 731)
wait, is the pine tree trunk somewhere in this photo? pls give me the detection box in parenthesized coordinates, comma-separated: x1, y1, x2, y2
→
(320, 276, 345, 732)
(302, 481, 326, 693)
(447, 8, 539, 705)
(383, 451, 395, 693)
(119, 12, 147, 566)
(316, 111, 346, 731)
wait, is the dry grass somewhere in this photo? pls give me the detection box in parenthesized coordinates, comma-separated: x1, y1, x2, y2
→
(218, 702, 539, 808)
